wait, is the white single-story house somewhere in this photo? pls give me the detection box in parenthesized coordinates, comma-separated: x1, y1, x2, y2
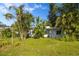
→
(44, 26, 63, 38)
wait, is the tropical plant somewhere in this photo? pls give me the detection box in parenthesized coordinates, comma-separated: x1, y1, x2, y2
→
(33, 17, 46, 38)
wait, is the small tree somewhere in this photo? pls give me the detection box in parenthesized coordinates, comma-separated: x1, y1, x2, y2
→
(33, 17, 46, 38)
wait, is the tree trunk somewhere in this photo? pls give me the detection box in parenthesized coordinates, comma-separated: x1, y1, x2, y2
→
(11, 27, 14, 45)
(20, 31, 24, 40)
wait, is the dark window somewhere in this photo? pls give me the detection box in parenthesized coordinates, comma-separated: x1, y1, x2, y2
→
(56, 30, 61, 35)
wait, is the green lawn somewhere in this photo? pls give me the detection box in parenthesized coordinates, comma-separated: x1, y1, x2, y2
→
(0, 38, 79, 56)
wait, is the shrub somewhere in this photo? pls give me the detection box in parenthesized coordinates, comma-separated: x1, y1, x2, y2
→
(14, 42, 21, 47)
(0, 40, 11, 48)
(61, 35, 77, 41)
(1, 28, 12, 38)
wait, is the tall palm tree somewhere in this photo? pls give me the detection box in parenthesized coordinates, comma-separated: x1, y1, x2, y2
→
(4, 4, 34, 40)
(4, 13, 14, 45)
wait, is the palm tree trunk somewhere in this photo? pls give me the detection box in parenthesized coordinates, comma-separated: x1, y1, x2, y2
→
(20, 31, 24, 40)
(11, 27, 14, 45)
(21, 33, 23, 40)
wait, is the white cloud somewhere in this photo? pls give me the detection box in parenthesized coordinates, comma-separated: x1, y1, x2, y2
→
(24, 4, 35, 12)
(0, 3, 46, 14)
(34, 4, 42, 8)
(25, 7, 35, 12)
(24, 4, 46, 12)
(14, 3, 23, 7)
(34, 4, 46, 9)
(0, 5, 9, 14)
(4, 3, 24, 9)
(4, 3, 14, 8)
(2, 3, 24, 14)
(0, 3, 15, 14)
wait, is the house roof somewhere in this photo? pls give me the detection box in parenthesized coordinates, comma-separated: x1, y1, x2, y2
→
(45, 26, 57, 30)
(0, 22, 8, 27)
(45, 26, 52, 29)
(0, 22, 10, 30)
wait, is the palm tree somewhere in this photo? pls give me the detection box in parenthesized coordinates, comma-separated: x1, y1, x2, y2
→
(4, 13, 14, 45)
(4, 5, 34, 40)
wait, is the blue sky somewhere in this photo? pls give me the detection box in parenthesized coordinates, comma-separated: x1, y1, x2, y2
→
(0, 3, 49, 26)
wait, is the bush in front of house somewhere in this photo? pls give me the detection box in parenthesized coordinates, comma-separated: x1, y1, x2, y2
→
(33, 28, 43, 39)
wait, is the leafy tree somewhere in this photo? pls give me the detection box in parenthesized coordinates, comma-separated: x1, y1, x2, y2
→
(55, 4, 79, 39)
(48, 3, 58, 27)
(48, 3, 79, 40)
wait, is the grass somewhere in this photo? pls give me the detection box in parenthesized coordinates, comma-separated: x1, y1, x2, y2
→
(0, 38, 79, 56)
